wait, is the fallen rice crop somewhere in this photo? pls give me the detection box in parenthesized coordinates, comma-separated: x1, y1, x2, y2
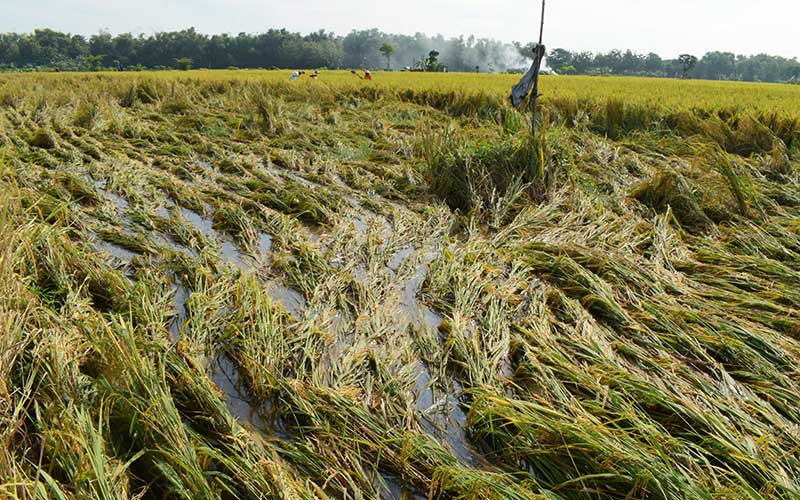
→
(0, 70, 799, 499)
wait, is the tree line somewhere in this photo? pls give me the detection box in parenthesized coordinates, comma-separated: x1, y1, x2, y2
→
(547, 48, 800, 83)
(1, 28, 799, 83)
(0, 28, 525, 73)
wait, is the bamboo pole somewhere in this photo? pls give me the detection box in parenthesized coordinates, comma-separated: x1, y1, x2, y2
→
(531, 0, 547, 135)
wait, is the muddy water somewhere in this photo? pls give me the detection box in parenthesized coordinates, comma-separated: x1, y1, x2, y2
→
(95, 240, 139, 264)
(180, 207, 216, 236)
(399, 255, 444, 332)
(388, 247, 414, 273)
(152, 233, 198, 259)
(257, 232, 273, 255)
(413, 362, 485, 468)
(169, 278, 190, 343)
(88, 229, 139, 265)
(178, 207, 253, 271)
(155, 205, 171, 219)
(394, 251, 489, 469)
(380, 473, 427, 500)
(265, 281, 307, 320)
(211, 354, 268, 429)
(91, 177, 130, 213)
(161, 167, 477, 468)
(219, 240, 247, 270)
(105, 191, 130, 213)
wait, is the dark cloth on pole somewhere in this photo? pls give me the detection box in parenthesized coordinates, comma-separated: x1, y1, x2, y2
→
(510, 43, 546, 109)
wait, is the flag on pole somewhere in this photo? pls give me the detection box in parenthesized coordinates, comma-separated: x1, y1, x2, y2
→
(510, 43, 546, 109)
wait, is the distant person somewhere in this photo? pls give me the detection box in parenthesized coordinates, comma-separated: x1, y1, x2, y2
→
(290, 71, 306, 81)
(364, 70, 373, 81)
(310, 70, 320, 79)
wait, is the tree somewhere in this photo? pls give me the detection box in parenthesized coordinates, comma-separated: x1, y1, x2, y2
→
(3, 27, 800, 82)
(547, 48, 573, 71)
(84, 54, 105, 71)
(379, 42, 395, 70)
(425, 50, 442, 71)
(342, 29, 383, 68)
(175, 57, 192, 70)
(644, 52, 663, 74)
(679, 54, 697, 79)
(571, 52, 594, 74)
(698, 51, 735, 80)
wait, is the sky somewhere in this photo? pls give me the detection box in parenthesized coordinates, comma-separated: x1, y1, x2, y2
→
(3, 0, 798, 59)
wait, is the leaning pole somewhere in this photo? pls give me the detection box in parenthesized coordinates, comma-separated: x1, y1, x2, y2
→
(510, 0, 547, 137)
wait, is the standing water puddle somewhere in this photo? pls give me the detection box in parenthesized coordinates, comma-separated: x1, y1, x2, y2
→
(180, 207, 216, 236)
(88, 231, 138, 266)
(413, 362, 485, 468)
(178, 207, 257, 272)
(388, 247, 414, 273)
(399, 254, 444, 332)
(392, 250, 487, 468)
(169, 279, 190, 343)
(211, 354, 267, 429)
(380, 473, 427, 500)
(212, 353, 292, 440)
(257, 232, 273, 255)
(265, 282, 307, 320)
(92, 178, 130, 213)
(95, 241, 138, 265)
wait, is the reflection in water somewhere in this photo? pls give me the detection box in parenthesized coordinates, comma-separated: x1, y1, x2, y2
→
(220, 240, 246, 271)
(393, 251, 487, 468)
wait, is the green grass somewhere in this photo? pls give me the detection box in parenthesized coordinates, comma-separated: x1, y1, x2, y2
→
(0, 71, 798, 499)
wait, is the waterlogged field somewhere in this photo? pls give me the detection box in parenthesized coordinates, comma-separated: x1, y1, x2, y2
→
(0, 70, 799, 499)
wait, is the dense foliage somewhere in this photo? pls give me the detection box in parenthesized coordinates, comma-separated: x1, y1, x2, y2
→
(0, 28, 525, 73)
(3, 28, 799, 83)
(547, 47, 800, 82)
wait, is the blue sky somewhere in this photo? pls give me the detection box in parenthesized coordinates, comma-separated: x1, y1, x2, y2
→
(3, 0, 798, 58)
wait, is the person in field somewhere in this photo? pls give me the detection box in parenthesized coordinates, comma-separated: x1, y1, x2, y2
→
(290, 71, 306, 81)
(350, 70, 372, 80)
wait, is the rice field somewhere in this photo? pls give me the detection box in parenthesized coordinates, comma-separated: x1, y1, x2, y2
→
(0, 70, 799, 499)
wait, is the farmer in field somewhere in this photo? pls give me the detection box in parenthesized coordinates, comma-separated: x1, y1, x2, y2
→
(290, 71, 306, 81)
(364, 70, 373, 81)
